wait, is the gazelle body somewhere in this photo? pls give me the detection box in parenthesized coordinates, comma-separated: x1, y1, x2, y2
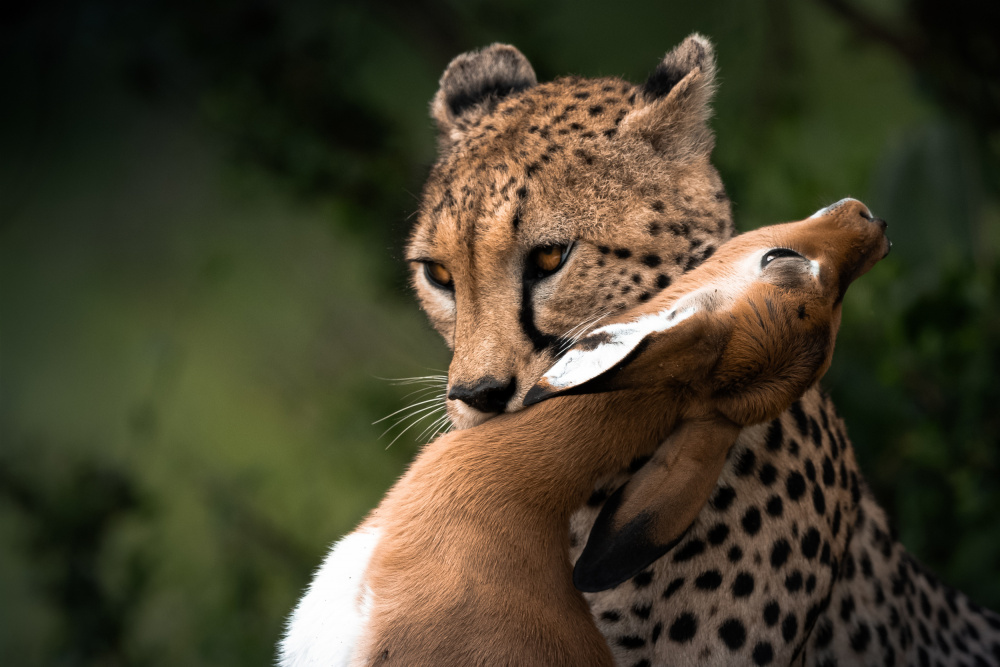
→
(280, 199, 889, 666)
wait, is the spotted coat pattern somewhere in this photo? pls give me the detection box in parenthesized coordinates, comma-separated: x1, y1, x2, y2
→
(409, 36, 1000, 666)
(574, 388, 1000, 666)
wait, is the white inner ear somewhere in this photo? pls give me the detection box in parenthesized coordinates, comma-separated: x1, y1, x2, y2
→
(541, 305, 698, 390)
(809, 197, 856, 219)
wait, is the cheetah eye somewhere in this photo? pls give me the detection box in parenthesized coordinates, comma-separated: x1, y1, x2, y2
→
(423, 262, 454, 291)
(761, 248, 804, 269)
(528, 243, 573, 280)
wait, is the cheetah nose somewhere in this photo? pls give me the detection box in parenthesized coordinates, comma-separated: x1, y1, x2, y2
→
(448, 377, 517, 414)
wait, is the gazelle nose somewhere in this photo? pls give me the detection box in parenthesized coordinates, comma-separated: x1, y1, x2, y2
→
(448, 377, 517, 413)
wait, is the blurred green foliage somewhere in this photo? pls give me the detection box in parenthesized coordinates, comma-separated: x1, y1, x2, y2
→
(1, 0, 997, 664)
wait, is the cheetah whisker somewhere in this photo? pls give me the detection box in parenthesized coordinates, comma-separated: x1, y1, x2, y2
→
(373, 396, 447, 426)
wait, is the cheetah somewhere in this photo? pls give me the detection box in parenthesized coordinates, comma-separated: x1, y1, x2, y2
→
(281, 200, 890, 666)
(403, 34, 1000, 666)
(284, 34, 1000, 666)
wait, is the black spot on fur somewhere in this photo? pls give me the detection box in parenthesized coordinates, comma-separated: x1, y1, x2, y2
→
(766, 495, 784, 517)
(614, 248, 632, 259)
(801, 527, 821, 560)
(617, 635, 646, 649)
(764, 420, 783, 452)
(789, 401, 809, 436)
(673, 540, 706, 562)
(759, 464, 778, 486)
(728, 545, 743, 563)
(753, 641, 774, 665)
(719, 619, 747, 650)
(815, 620, 834, 648)
(741, 507, 762, 535)
(601, 610, 622, 622)
(735, 448, 757, 476)
(669, 613, 698, 643)
(813, 485, 826, 515)
(712, 486, 736, 511)
(786, 471, 806, 501)
(851, 622, 872, 653)
(732, 572, 754, 598)
(641, 254, 662, 268)
(707, 523, 730, 546)
(841, 595, 856, 622)
(663, 577, 685, 600)
(656, 274, 671, 289)
(632, 570, 654, 588)
(770, 539, 791, 569)
(785, 570, 803, 593)
(696, 570, 723, 591)
(632, 603, 652, 620)
(782, 613, 798, 643)
(764, 601, 781, 626)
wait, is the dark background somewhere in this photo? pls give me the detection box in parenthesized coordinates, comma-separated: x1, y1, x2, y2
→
(2, 0, 998, 664)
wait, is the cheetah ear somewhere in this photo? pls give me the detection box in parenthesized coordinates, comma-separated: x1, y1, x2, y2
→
(431, 44, 537, 149)
(573, 419, 739, 592)
(620, 33, 718, 159)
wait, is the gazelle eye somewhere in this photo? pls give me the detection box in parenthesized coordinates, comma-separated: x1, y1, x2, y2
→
(761, 248, 804, 269)
(424, 262, 454, 290)
(529, 243, 572, 279)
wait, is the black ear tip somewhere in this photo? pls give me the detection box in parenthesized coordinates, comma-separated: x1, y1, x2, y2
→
(437, 43, 537, 119)
(643, 33, 717, 100)
(523, 382, 557, 406)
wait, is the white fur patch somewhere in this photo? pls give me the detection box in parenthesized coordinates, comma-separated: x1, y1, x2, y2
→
(542, 306, 697, 390)
(279, 527, 380, 667)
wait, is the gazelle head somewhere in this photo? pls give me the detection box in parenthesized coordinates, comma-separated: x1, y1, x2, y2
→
(525, 197, 889, 420)
(525, 198, 889, 591)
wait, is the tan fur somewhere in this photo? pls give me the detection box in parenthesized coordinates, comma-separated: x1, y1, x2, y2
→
(400, 35, 1000, 667)
(407, 35, 731, 429)
(354, 202, 887, 666)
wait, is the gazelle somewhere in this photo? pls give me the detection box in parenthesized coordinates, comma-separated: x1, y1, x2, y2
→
(280, 198, 890, 666)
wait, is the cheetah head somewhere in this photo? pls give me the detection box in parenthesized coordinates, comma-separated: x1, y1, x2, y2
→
(407, 34, 734, 429)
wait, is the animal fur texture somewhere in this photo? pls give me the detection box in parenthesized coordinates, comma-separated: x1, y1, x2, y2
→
(281, 199, 889, 666)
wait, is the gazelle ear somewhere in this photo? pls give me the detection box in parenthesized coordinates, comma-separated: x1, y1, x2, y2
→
(573, 419, 740, 592)
(619, 33, 718, 160)
(523, 306, 701, 406)
(431, 44, 536, 150)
